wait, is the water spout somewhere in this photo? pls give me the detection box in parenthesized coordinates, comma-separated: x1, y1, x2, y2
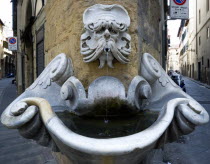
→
(104, 47, 110, 52)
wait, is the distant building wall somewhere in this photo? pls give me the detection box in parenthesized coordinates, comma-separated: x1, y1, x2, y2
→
(167, 48, 180, 71)
(197, 0, 210, 83)
(16, 0, 45, 93)
(0, 19, 13, 79)
(179, 0, 210, 84)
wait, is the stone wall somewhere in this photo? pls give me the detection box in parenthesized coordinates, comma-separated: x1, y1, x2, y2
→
(138, 0, 161, 62)
(44, 0, 161, 89)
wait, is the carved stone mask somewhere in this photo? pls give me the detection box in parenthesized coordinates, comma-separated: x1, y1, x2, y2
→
(80, 4, 131, 68)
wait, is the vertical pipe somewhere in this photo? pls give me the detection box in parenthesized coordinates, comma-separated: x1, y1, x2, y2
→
(161, 0, 167, 70)
(196, 0, 198, 80)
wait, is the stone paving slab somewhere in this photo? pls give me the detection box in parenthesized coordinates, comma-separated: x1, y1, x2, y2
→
(0, 78, 57, 164)
(185, 77, 210, 89)
(161, 78, 210, 164)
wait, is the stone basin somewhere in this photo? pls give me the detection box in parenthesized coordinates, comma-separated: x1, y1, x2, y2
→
(1, 53, 209, 164)
(2, 3, 209, 163)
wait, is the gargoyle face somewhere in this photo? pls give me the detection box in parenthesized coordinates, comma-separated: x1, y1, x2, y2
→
(80, 4, 131, 68)
(93, 20, 119, 41)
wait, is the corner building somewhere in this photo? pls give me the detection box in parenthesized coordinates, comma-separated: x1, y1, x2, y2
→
(13, 0, 166, 94)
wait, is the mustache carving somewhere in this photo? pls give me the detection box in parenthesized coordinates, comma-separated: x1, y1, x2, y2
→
(81, 36, 130, 68)
(82, 38, 105, 62)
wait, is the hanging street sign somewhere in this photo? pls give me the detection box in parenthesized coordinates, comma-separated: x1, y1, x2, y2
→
(170, 0, 189, 19)
(8, 37, 17, 51)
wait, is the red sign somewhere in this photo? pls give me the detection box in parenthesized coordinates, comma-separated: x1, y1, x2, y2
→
(173, 0, 187, 5)
(9, 37, 17, 45)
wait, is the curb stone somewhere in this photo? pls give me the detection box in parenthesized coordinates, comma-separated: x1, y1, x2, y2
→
(184, 76, 210, 89)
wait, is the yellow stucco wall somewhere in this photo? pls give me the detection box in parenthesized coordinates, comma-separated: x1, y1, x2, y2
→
(45, 0, 139, 89)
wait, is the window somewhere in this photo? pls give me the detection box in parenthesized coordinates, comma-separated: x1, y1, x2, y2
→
(180, 44, 188, 56)
(35, 0, 45, 16)
(199, 36, 201, 45)
(36, 26, 45, 76)
(182, 30, 187, 41)
(207, 0, 210, 12)
(199, 10, 201, 24)
(207, 27, 210, 39)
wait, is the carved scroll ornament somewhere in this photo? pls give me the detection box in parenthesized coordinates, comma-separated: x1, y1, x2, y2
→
(1, 52, 209, 164)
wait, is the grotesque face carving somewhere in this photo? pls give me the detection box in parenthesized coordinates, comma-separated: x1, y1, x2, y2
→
(80, 4, 131, 68)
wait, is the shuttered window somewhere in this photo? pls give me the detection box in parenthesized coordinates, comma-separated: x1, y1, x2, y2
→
(36, 26, 45, 76)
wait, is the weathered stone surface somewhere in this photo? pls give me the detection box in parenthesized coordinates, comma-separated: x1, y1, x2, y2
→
(45, 0, 139, 89)
(138, 0, 161, 62)
(52, 152, 73, 164)
(44, 0, 162, 89)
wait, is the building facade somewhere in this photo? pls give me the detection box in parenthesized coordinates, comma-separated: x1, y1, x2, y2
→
(167, 46, 180, 71)
(178, 0, 210, 84)
(13, 0, 167, 94)
(0, 19, 14, 79)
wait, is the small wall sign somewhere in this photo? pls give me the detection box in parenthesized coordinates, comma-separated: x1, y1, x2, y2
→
(170, 0, 189, 19)
(8, 37, 17, 51)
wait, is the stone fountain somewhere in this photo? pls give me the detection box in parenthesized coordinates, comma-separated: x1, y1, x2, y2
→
(1, 4, 209, 164)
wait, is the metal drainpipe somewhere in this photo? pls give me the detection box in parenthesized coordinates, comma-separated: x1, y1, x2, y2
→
(161, 1, 167, 70)
(162, 24, 166, 70)
(195, 0, 198, 80)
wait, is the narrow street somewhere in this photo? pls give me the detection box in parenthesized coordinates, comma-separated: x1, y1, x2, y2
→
(0, 78, 56, 164)
(163, 77, 210, 164)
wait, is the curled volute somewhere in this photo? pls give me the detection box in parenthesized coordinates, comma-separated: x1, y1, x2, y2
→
(0, 52, 209, 164)
(1, 97, 208, 155)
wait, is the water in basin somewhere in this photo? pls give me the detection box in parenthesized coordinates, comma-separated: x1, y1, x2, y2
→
(56, 110, 158, 139)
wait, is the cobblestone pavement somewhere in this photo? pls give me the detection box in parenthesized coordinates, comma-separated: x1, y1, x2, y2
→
(162, 77, 210, 164)
(0, 78, 57, 164)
